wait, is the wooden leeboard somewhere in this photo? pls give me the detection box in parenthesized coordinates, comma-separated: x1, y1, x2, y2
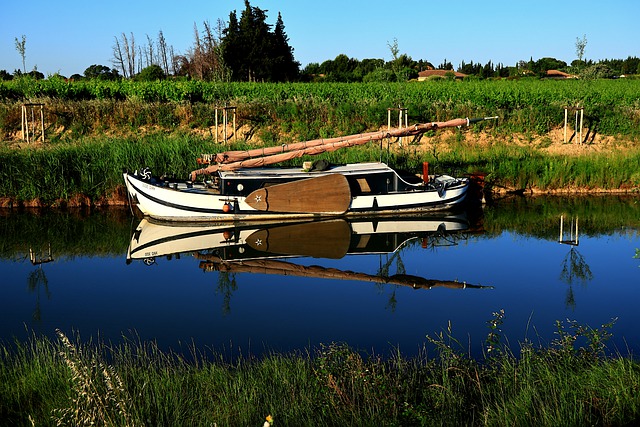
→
(246, 174, 351, 214)
(246, 219, 351, 259)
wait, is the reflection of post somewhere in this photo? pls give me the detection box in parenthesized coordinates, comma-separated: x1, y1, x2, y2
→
(559, 215, 579, 246)
(29, 243, 54, 265)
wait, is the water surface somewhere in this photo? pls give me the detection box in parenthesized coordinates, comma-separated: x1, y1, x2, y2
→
(1, 196, 638, 359)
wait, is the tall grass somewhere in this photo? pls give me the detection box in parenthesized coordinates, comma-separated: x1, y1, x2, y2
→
(0, 134, 218, 203)
(2, 316, 639, 426)
(1, 135, 639, 204)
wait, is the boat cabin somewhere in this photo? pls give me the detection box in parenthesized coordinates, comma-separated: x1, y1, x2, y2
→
(217, 163, 423, 197)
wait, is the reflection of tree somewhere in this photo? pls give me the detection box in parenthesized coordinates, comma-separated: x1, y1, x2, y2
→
(216, 271, 237, 316)
(27, 267, 51, 321)
(559, 247, 593, 310)
(377, 248, 407, 312)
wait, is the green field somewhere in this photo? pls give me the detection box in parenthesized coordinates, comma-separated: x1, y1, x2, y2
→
(2, 77, 640, 139)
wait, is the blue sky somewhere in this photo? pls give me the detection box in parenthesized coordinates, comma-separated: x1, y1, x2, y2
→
(1, 0, 638, 77)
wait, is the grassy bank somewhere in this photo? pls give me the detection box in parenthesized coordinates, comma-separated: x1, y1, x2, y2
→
(2, 317, 639, 426)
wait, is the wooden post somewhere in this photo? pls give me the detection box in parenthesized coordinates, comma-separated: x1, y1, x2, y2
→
(21, 103, 45, 143)
(563, 108, 568, 143)
(387, 106, 408, 145)
(563, 105, 584, 144)
(223, 107, 228, 143)
(214, 109, 219, 143)
(579, 108, 584, 144)
(214, 106, 237, 143)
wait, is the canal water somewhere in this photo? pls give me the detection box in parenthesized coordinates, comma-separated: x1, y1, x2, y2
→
(1, 195, 639, 359)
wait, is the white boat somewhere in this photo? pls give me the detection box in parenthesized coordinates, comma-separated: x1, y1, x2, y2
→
(124, 162, 469, 222)
(123, 116, 496, 222)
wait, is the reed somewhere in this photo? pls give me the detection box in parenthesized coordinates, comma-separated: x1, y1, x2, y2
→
(1, 128, 639, 204)
(1, 316, 639, 426)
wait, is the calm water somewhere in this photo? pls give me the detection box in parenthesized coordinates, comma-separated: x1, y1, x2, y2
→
(1, 196, 639, 359)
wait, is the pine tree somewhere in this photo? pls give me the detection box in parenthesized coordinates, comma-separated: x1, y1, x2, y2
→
(221, 1, 298, 82)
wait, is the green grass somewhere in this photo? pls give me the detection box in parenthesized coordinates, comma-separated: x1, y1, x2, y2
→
(2, 317, 639, 426)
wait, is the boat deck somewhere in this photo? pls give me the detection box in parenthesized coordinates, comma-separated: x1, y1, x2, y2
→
(219, 162, 393, 180)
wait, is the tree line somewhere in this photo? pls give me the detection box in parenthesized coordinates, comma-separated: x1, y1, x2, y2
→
(3, 0, 639, 83)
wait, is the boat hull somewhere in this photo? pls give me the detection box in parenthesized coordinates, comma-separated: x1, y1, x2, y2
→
(123, 166, 469, 222)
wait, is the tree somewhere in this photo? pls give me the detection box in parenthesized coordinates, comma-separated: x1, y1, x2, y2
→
(220, 1, 298, 82)
(575, 34, 587, 63)
(135, 64, 165, 81)
(437, 59, 453, 70)
(14, 35, 26, 73)
(271, 12, 299, 81)
(0, 70, 12, 81)
(176, 20, 229, 81)
(112, 33, 136, 78)
(580, 63, 615, 79)
(84, 64, 119, 80)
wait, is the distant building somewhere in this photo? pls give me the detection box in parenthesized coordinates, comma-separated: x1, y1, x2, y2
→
(417, 69, 468, 80)
(545, 69, 577, 79)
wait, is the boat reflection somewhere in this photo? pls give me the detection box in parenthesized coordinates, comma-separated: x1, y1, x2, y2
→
(127, 212, 491, 292)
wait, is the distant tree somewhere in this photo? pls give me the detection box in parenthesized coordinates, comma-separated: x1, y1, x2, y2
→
(112, 32, 136, 78)
(177, 20, 229, 81)
(317, 54, 360, 82)
(353, 58, 384, 80)
(135, 64, 165, 81)
(575, 34, 587, 64)
(26, 70, 44, 80)
(621, 56, 639, 75)
(459, 60, 481, 76)
(362, 68, 395, 82)
(69, 73, 84, 80)
(14, 35, 26, 73)
(580, 63, 615, 79)
(495, 63, 509, 78)
(221, 1, 298, 82)
(0, 70, 12, 81)
(481, 61, 494, 79)
(157, 30, 171, 75)
(533, 57, 567, 76)
(271, 12, 299, 81)
(437, 59, 453, 70)
(84, 64, 119, 80)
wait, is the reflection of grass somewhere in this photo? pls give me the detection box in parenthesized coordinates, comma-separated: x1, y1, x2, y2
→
(2, 318, 639, 426)
(0, 208, 131, 260)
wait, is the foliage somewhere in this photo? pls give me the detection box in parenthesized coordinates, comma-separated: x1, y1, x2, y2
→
(135, 64, 166, 81)
(2, 318, 639, 426)
(580, 63, 617, 80)
(221, 0, 299, 82)
(84, 64, 120, 80)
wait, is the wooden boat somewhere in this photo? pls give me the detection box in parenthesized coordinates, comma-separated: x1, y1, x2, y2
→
(123, 116, 496, 222)
(126, 214, 492, 291)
